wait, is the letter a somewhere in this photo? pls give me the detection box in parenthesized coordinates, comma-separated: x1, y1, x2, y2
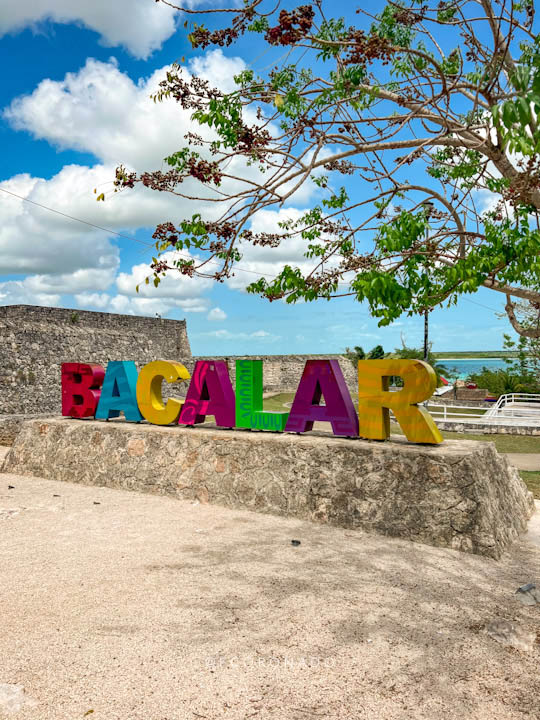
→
(178, 361, 235, 427)
(285, 360, 358, 436)
(95, 361, 142, 422)
(357, 359, 442, 444)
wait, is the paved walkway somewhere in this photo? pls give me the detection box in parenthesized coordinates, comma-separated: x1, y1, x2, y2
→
(504, 453, 540, 471)
(1, 458, 540, 719)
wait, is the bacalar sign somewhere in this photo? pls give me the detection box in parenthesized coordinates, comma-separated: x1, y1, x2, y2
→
(61, 358, 443, 444)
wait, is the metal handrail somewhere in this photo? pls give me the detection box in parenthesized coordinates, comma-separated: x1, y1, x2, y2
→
(422, 394, 540, 425)
(485, 392, 540, 418)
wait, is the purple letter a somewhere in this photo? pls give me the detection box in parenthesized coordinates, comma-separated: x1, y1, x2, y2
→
(178, 361, 235, 427)
(285, 359, 358, 437)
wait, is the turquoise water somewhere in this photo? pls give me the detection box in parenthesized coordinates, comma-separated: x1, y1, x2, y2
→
(437, 357, 510, 380)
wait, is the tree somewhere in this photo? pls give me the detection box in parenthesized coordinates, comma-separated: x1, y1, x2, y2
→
(343, 345, 366, 366)
(114, 0, 540, 336)
(367, 344, 385, 359)
(467, 367, 540, 395)
(393, 341, 450, 383)
(501, 304, 540, 375)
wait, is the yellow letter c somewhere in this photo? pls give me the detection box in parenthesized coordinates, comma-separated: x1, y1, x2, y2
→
(136, 360, 191, 425)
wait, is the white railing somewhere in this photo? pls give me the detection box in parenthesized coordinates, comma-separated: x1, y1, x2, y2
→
(416, 396, 540, 426)
(485, 393, 540, 419)
(390, 404, 488, 422)
(423, 404, 487, 421)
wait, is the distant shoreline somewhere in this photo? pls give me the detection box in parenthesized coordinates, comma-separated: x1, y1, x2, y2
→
(433, 351, 522, 359)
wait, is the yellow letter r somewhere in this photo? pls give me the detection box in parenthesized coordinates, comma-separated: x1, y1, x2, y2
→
(358, 359, 443, 444)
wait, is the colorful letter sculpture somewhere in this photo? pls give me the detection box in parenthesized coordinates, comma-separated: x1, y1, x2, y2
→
(95, 361, 143, 422)
(61, 362, 105, 418)
(285, 359, 359, 436)
(136, 360, 191, 425)
(178, 360, 235, 427)
(357, 359, 443, 444)
(235, 359, 289, 431)
(61, 353, 445, 445)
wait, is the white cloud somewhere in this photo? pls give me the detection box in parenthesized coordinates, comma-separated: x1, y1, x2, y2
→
(24, 267, 116, 294)
(0, 53, 263, 284)
(0, 171, 121, 277)
(116, 251, 212, 300)
(225, 208, 328, 291)
(207, 307, 227, 321)
(4, 53, 249, 172)
(106, 294, 209, 317)
(95, 250, 214, 317)
(0, 51, 321, 310)
(204, 328, 280, 342)
(74, 292, 111, 309)
(0, 278, 60, 307)
(0, 0, 179, 59)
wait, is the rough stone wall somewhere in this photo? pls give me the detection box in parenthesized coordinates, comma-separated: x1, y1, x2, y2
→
(194, 354, 358, 396)
(0, 305, 192, 415)
(455, 388, 490, 401)
(3, 417, 534, 559)
(0, 414, 48, 445)
(430, 396, 494, 408)
(436, 420, 540, 435)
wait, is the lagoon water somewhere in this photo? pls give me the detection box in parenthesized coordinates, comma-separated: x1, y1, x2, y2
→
(437, 357, 509, 380)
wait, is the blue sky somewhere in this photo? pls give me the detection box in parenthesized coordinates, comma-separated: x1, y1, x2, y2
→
(0, 1, 514, 354)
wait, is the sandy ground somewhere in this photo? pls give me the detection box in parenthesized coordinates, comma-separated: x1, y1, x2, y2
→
(1, 459, 540, 719)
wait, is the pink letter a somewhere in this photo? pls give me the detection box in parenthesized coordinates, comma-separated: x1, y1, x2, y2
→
(178, 361, 235, 427)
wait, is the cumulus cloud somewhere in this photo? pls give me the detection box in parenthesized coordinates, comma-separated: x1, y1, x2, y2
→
(0, 0, 179, 59)
(0, 51, 321, 311)
(74, 292, 111, 309)
(5, 53, 247, 172)
(116, 251, 211, 300)
(225, 208, 327, 291)
(207, 307, 227, 321)
(0, 278, 60, 307)
(204, 328, 280, 342)
(0, 172, 120, 277)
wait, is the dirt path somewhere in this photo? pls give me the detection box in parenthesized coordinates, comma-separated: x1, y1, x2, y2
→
(0, 465, 539, 720)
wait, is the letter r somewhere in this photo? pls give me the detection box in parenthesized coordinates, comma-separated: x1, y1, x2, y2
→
(358, 359, 443, 444)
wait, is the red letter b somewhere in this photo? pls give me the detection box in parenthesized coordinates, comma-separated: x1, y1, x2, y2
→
(62, 363, 105, 418)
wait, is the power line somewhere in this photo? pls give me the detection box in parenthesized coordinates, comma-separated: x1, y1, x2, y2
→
(0, 186, 511, 314)
(0, 186, 275, 279)
(462, 297, 501, 312)
(0, 186, 153, 248)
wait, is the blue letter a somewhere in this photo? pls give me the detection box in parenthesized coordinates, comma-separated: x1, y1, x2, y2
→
(95, 361, 142, 422)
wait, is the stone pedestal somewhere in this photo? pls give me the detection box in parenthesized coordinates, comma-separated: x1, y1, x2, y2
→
(2, 418, 534, 558)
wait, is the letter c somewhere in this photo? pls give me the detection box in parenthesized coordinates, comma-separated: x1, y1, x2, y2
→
(136, 360, 191, 425)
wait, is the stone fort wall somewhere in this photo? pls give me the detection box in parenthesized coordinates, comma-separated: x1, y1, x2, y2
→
(194, 355, 358, 396)
(0, 305, 192, 415)
(0, 305, 358, 416)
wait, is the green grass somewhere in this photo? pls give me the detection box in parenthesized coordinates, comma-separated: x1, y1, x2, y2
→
(426, 404, 487, 417)
(266, 396, 486, 418)
(438, 431, 540, 453)
(263, 392, 294, 412)
(263, 393, 540, 453)
(390, 423, 540, 452)
(520, 471, 540, 499)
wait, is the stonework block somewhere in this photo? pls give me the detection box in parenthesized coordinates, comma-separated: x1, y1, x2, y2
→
(3, 418, 535, 559)
(0, 305, 192, 415)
